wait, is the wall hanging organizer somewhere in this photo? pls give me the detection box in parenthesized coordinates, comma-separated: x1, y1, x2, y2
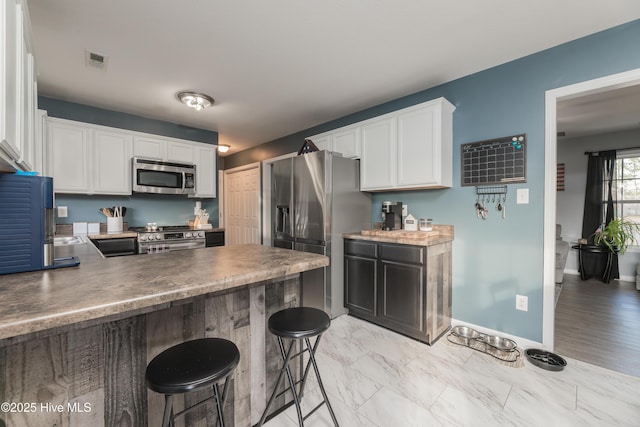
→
(475, 185, 507, 220)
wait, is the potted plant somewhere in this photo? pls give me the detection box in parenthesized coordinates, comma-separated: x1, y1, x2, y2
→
(592, 218, 640, 254)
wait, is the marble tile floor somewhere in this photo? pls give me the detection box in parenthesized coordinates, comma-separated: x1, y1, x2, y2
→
(265, 314, 640, 427)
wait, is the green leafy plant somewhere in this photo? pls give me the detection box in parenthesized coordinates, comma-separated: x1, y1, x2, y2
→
(592, 218, 640, 254)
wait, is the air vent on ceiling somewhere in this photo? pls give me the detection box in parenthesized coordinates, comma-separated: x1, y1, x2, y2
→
(85, 49, 108, 70)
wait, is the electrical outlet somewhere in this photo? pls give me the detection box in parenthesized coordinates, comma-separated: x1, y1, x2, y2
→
(57, 206, 68, 218)
(516, 294, 528, 311)
(402, 204, 407, 216)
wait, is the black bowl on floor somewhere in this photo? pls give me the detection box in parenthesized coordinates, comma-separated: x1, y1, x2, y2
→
(525, 349, 567, 371)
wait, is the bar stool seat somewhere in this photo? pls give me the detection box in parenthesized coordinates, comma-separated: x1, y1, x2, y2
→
(258, 307, 338, 426)
(269, 306, 331, 339)
(146, 338, 239, 427)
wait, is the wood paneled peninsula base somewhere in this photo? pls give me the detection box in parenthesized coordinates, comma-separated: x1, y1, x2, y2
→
(343, 226, 453, 345)
(0, 244, 328, 427)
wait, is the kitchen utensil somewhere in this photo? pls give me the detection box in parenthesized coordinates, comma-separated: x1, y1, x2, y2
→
(101, 208, 112, 217)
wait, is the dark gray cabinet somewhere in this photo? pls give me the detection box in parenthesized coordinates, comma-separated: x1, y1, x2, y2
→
(344, 238, 451, 344)
(205, 230, 225, 247)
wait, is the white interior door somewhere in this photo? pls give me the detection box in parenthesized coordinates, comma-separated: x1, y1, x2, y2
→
(224, 163, 261, 245)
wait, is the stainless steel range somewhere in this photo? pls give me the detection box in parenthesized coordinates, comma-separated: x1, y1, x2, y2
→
(131, 226, 206, 254)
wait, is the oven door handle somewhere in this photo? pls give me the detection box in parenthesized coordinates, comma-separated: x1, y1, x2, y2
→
(166, 241, 205, 251)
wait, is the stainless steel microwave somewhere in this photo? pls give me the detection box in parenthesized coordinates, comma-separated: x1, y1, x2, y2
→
(132, 157, 196, 195)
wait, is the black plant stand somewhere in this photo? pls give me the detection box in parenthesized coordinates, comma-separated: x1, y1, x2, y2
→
(572, 244, 619, 283)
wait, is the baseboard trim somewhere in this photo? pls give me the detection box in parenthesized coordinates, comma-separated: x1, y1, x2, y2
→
(451, 319, 543, 350)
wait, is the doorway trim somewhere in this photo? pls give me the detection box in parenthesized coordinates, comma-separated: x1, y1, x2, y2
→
(543, 67, 640, 349)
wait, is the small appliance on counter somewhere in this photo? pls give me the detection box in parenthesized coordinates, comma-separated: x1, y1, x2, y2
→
(381, 201, 403, 231)
(0, 174, 80, 275)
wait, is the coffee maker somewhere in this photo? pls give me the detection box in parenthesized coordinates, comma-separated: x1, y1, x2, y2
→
(381, 201, 403, 231)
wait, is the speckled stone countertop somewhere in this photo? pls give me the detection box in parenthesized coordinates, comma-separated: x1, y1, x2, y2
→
(344, 224, 454, 246)
(0, 243, 328, 341)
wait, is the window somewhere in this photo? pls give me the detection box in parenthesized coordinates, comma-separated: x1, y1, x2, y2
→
(604, 151, 640, 244)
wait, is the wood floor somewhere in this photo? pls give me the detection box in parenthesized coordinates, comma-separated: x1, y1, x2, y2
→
(555, 273, 640, 377)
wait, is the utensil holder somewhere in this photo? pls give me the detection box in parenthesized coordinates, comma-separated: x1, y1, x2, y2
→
(107, 217, 123, 234)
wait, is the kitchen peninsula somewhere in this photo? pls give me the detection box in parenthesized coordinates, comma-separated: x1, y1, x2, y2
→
(0, 243, 328, 426)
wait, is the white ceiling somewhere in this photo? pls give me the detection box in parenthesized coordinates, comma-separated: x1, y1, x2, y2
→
(27, 0, 640, 155)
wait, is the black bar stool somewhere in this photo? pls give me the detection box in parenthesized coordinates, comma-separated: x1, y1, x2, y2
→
(257, 307, 339, 426)
(146, 338, 240, 427)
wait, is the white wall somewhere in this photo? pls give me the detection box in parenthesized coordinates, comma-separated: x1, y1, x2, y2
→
(557, 128, 640, 279)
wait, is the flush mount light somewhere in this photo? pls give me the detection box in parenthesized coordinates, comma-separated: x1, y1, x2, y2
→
(177, 91, 214, 111)
(217, 144, 230, 153)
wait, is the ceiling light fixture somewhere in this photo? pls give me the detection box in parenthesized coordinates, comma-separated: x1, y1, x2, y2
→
(217, 144, 230, 153)
(177, 91, 214, 111)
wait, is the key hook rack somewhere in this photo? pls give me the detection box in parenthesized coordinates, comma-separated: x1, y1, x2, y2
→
(475, 185, 508, 220)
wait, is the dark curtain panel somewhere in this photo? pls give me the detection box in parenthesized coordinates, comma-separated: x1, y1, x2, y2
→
(582, 150, 616, 239)
(581, 150, 618, 281)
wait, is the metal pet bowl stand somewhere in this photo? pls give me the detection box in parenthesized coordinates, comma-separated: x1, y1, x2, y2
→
(447, 326, 521, 364)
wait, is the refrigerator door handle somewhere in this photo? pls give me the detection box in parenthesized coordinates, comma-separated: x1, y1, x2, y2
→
(276, 205, 290, 234)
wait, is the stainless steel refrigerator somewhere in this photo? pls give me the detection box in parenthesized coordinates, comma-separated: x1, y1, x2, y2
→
(272, 150, 371, 318)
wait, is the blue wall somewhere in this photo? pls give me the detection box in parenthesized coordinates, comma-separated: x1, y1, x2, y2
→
(225, 19, 640, 342)
(39, 97, 220, 227)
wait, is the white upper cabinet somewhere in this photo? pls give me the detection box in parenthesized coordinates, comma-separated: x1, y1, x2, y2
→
(360, 117, 397, 190)
(93, 128, 133, 194)
(1, 0, 36, 172)
(133, 136, 167, 160)
(46, 117, 218, 197)
(361, 98, 454, 191)
(333, 127, 360, 158)
(192, 144, 217, 198)
(47, 118, 132, 194)
(0, 0, 37, 171)
(307, 125, 361, 159)
(167, 141, 195, 163)
(396, 101, 453, 188)
(307, 98, 454, 191)
(47, 119, 92, 192)
(309, 134, 331, 152)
